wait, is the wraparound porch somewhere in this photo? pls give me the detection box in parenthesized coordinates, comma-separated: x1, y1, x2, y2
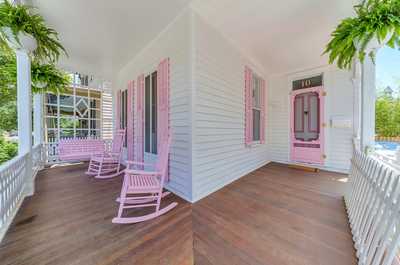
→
(0, 163, 356, 265)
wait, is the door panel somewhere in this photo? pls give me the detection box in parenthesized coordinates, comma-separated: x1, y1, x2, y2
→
(290, 87, 324, 165)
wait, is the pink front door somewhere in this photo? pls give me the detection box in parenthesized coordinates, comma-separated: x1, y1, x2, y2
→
(290, 86, 325, 165)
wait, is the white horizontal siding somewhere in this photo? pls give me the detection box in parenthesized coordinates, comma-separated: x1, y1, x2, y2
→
(116, 10, 192, 201)
(192, 13, 270, 202)
(268, 77, 290, 163)
(324, 69, 354, 172)
(113, 8, 354, 203)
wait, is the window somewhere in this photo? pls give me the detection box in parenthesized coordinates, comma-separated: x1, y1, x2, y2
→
(119, 90, 128, 146)
(44, 87, 102, 143)
(252, 74, 262, 141)
(245, 66, 265, 145)
(293, 92, 320, 142)
(144, 71, 157, 154)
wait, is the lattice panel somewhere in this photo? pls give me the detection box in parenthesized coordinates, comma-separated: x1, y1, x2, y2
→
(0, 154, 27, 234)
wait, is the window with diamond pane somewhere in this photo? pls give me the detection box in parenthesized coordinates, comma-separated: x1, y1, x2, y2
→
(44, 86, 102, 143)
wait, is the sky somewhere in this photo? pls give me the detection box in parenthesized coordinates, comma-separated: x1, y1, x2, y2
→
(376, 46, 400, 94)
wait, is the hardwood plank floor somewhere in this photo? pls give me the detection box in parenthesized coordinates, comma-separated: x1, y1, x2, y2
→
(0, 163, 193, 265)
(193, 163, 357, 265)
(0, 162, 356, 265)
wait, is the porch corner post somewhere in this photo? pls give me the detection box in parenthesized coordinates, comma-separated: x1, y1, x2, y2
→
(16, 49, 34, 196)
(34, 93, 44, 145)
(360, 56, 376, 153)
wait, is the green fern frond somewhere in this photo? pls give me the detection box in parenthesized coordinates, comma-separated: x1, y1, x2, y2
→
(325, 0, 400, 69)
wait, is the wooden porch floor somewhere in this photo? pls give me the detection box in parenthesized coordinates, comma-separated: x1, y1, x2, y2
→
(0, 163, 356, 265)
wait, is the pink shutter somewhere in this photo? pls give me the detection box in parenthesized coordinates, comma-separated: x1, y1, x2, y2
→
(127, 81, 134, 160)
(260, 79, 266, 144)
(157, 58, 170, 181)
(244, 66, 253, 146)
(135, 75, 144, 163)
(116, 90, 121, 129)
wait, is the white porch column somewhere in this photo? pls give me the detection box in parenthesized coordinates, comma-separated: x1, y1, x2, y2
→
(352, 60, 362, 139)
(33, 94, 44, 145)
(17, 50, 32, 154)
(360, 57, 376, 153)
(16, 50, 34, 196)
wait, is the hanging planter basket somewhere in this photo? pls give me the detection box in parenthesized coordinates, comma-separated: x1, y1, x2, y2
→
(0, 0, 67, 62)
(324, 0, 400, 70)
(2, 27, 37, 53)
(0, 1, 70, 95)
(32, 81, 47, 89)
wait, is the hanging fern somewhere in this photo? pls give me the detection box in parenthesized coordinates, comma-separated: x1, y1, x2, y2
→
(325, 0, 400, 69)
(0, 0, 67, 62)
(31, 62, 71, 94)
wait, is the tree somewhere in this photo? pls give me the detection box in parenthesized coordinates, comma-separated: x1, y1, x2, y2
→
(0, 101, 17, 131)
(0, 134, 17, 164)
(0, 0, 69, 165)
(0, 47, 70, 164)
(376, 94, 400, 137)
(0, 46, 71, 134)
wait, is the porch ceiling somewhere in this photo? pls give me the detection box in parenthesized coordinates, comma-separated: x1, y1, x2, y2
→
(191, 0, 357, 75)
(31, 0, 191, 79)
(31, 0, 356, 79)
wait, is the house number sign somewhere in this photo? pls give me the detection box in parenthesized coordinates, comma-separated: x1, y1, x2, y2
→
(292, 74, 323, 90)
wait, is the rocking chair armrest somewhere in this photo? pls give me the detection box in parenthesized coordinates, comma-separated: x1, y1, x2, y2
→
(126, 160, 152, 167)
(91, 151, 106, 157)
(124, 169, 161, 176)
(92, 150, 110, 155)
(108, 152, 121, 157)
(92, 151, 120, 157)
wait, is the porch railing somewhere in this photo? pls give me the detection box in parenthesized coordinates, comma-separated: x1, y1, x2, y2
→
(373, 151, 400, 172)
(32, 143, 44, 176)
(0, 144, 43, 242)
(44, 141, 60, 164)
(346, 141, 400, 265)
(376, 136, 400, 143)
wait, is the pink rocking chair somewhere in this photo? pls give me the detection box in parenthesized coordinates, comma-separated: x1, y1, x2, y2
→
(112, 137, 177, 224)
(86, 129, 125, 179)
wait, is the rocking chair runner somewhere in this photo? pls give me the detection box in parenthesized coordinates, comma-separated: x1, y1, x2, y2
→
(112, 137, 177, 224)
(86, 129, 126, 179)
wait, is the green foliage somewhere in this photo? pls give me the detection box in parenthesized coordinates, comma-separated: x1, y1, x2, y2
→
(0, 46, 70, 133)
(0, 0, 67, 62)
(0, 47, 16, 100)
(60, 117, 76, 129)
(0, 134, 17, 165)
(0, 1, 69, 164)
(31, 61, 71, 94)
(325, 0, 400, 69)
(376, 94, 400, 136)
(0, 101, 16, 131)
(0, 47, 71, 94)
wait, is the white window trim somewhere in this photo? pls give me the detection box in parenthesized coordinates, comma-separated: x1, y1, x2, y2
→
(252, 73, 262, 142)
(144, 71, 158, 156)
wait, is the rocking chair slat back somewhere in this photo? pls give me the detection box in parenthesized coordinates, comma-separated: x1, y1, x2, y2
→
(156, 137, 172, 182)
(112, 129, 126, 153)
(86, 129, 126, 179)
(112, 136, 176, 224)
